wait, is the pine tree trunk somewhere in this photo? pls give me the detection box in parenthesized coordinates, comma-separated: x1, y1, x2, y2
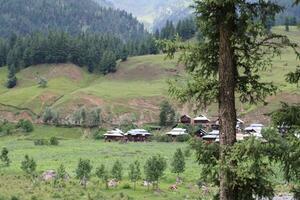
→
(218, 3, 237, 200)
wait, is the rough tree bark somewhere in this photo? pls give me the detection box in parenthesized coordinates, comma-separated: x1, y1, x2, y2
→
(218, 3, 237, 200)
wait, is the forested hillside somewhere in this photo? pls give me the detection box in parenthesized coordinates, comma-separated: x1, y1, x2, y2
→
(0, 0, 147, 41)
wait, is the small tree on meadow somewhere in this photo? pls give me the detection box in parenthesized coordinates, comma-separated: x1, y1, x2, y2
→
(159, 100, 176, 127)
(21, 155, 37, 179)
(96, 164, 109, 189)
(171, 148, 185, 179)
(6, 65, 17, 89)
(128, 160, 141, 190)
(0, 147, 10, 167)
(144, 154, 167, 190)
(37, 76, 48, 88)
(54, 164, 67, 187)
(111, 160, 123, 181)
(76, 159, 93, 188)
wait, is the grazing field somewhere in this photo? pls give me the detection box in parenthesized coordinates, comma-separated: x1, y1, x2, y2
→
(0, 125, 289, 200)
(0, 125, 210, 200)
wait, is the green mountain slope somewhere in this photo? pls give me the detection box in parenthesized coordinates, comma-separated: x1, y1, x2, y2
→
(0, 26, 299, 125)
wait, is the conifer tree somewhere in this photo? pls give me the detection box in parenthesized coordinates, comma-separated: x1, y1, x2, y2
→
(171, 148, 185, 178)
(111, 160, 123, 181)
(6, 65, 17, 88)
(96, 164, 109, 189)
(76, 159, 93, 188)
(160, 0, 299, 199)
(128, 160, 141, 190)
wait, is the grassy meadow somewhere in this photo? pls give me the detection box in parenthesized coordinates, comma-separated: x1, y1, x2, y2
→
(0, 125, 215, 200)
(0, 125, 290, 200)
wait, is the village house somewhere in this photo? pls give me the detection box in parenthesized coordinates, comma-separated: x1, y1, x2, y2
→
(211, 118, 245, 132)
(104, 129, 124, 142)
(193, 115, 210, 129)
(166, 128, 188, 139)
(180, 115, 192, 124)
(125, 129, 151, 142)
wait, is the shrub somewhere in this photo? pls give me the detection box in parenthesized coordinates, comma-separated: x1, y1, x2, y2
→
(122, 183, 131, 189)
(50, 137, 59, 145)
(42, 107, 59, 124)
(16, 119, 34, 133)
(153, 134, 173, 142)
(21, 155, 37, 177)
(0, 122, 15, 136)
(175, 134, 191, 142)
(37, 76, 48, 88)
(0, 147, 10, 166)
(120, 123, 137, 133)
(111, 160, 123, 181)
(34, 139, 48, 146)
(93, 128, 107, 140)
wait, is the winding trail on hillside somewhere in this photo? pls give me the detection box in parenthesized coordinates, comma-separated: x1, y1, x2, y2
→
(0, 103, 38, 117)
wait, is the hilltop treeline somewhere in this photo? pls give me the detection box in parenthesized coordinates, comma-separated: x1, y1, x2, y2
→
(0, 0, 148, 41)
(0, 32, 158, 88)
(155, 18, 197, 40)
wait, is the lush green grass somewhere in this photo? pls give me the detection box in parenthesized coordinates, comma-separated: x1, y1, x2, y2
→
(0, 125, 214, 200)
(0, 125, 290, 200)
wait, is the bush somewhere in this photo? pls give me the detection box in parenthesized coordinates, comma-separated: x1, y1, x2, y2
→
(122, 183, 131, 189)
(50, 137, 59, 145)
(153, 134, 173, 142)
(93, 128, 107, 140)
(120, 123, 137, 133)
(0, 147, 10, 166)
(34, 139, 48, 146)
(0, 122, 15, 136)
(16, 119, 34, 133)
(34, 137, 59, 146)
(176, 134, 191, 142)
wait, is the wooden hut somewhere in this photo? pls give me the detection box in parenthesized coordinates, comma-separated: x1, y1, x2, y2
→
(104, 129, 124, 142)
(180, 115, 192, 124)
(125, 129, 151, 142)
(166, 128, 188, 139)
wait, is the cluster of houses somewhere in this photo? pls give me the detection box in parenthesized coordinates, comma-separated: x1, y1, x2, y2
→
(104, 129, 151, 142)
(103, 114, 265, 143)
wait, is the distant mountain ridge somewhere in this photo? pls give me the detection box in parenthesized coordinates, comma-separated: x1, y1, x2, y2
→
(97, 0, 299, 31)
(105, 0, 193, 31)
(0, 0, 147, 41)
